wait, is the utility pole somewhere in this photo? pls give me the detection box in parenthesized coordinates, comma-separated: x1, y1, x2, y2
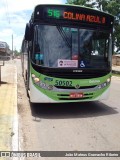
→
(12, 34, 13, 59)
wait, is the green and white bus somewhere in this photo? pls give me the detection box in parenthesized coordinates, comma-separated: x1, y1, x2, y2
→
(21, 4, 114, 103)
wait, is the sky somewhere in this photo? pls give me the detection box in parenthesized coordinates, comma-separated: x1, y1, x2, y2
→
(0, 0, 66, 51)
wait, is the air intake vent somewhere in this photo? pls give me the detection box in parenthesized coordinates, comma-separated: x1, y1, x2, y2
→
(55, 85, 97, 89)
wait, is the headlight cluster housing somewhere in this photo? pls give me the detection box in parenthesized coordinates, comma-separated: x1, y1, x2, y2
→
(97, 78, 111, 90)
(31, 74, 53, 90)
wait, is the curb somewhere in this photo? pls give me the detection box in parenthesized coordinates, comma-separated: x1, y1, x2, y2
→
(112, 70, 120, 75)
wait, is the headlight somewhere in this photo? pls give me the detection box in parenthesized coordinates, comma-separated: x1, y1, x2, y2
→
(47, 85, 53, 90)
(107, 78, 111, 83)
(103, 82, 107, 87)
(40, 82, 46, 88)
(97, 80, 110, 90)
(98, 85, 102, 89)
(34, 77, 40, 83)
(32, 74, 35, 78)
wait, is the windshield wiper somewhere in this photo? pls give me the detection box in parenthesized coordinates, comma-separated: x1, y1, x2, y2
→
(56, 25, 72, 49)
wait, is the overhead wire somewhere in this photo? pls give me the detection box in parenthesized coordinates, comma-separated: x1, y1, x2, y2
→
(3, 0, 11, 25)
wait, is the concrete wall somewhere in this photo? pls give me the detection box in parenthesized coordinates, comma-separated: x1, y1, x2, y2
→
(112, 55, 120, 66)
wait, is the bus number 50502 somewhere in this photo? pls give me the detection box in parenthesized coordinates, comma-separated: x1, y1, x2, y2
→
(55, 80, 72, 87)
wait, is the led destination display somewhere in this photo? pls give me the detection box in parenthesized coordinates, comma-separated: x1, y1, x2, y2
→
(47, 9, 106, 24)
(34, 5, 114, 28)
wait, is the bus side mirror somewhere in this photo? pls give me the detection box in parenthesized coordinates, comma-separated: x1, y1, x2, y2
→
(25, 23, 33, 41)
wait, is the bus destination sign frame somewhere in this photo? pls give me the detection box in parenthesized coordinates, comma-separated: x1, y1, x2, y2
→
(45, 8, 106, 25)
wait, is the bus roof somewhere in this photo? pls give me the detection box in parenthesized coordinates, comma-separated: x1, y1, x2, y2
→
(34, 4, 114, 18)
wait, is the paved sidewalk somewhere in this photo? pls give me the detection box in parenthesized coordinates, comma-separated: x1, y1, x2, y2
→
(0, 61, 18, 153)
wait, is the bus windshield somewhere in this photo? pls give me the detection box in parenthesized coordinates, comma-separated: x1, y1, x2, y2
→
(32, 24, 112, 69)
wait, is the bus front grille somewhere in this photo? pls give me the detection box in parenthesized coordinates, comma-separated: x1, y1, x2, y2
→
(57, 92, 94, 101)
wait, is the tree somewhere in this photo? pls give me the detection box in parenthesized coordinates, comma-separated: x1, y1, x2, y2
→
(67, 0, 98, 7)
(66, 0, 120, 53)
(67, 0, 86, 6)
(103, 0, 120, 52)
(14, 49, 20, 56)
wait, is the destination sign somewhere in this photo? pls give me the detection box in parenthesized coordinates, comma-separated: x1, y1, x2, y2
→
(34, 5, 114, 28)
(46, 9, 106, 24)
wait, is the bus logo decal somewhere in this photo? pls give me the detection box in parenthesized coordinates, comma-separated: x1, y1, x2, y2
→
(44, 77, 53, 81)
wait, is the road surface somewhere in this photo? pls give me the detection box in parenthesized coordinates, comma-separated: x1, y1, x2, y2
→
(15, 59, 120, 160)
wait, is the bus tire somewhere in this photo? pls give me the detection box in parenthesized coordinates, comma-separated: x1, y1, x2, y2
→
(27, 89, 30, 98)
(25, 71, 30, 98)
(25, 70, 27, 81)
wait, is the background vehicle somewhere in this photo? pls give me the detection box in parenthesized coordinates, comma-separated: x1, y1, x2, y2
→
(0, 41, 10, 61)
(21, 4, 114, 103)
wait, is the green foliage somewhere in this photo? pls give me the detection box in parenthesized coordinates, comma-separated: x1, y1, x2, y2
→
(67, 0, 86, 5)
(67, 0, 94, 7)
(104, 0, 120, 16)
(103, 0, 120, 52)
(14, 49, 20, 56)
(66, 0, 120, 53)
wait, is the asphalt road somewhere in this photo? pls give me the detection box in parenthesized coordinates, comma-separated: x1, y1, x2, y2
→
(15, 59, 120, 160)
